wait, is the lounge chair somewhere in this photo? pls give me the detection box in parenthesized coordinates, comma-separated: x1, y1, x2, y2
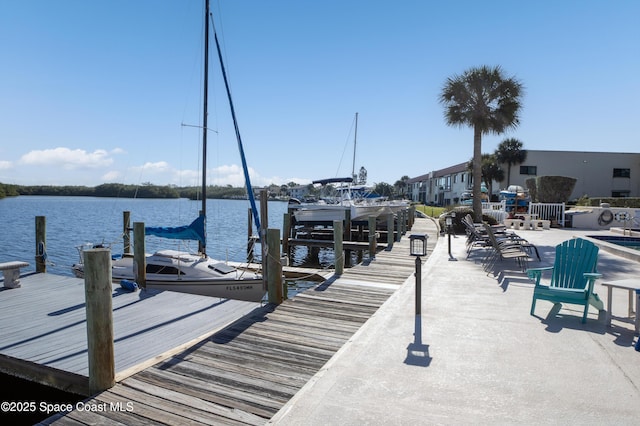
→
(462, 214, 521, 257)
(527, 238, 604, 323)
(482, 223, 533, 273)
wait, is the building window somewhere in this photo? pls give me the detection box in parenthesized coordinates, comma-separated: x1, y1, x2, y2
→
(612, 190, 630, 198)
(613, 168, 630, 178)
(520, 166, 537, 175)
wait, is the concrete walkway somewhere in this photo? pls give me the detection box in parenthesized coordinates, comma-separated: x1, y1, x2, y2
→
(269, 220, 640, 425)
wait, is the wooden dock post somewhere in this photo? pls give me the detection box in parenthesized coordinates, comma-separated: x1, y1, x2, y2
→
(386, 214, 394, 248)
(282, 212, 291, 265)
(267, 228, 283, 304)
(368, 215, 377, 259)
(83, 248, 115, 394)
(333, 220, 344, 275)
(123, 211, 131, 255)
(396, 210, 402, 242)
(35, 216, 46, 273)
(404, 209, 409, 235)
(344, 209, 352, 241)
(408, 205, 415, 229)
(133, 222, 146, 288)
(260, 189, 269, 290)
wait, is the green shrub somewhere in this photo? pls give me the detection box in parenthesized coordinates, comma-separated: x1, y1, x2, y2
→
(439, 208, 498, 234)
(533, 176, 576, 203)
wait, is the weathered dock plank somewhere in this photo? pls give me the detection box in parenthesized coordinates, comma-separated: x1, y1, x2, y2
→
(38, 217, 437, 425)
(0, 273, 261, 395)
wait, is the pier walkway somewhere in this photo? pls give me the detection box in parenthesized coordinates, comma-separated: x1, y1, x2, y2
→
(270, 224, 640, 424)
(34, 217, 437, 424)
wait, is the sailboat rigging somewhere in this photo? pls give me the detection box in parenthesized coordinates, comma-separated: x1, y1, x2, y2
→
(211, 14, 261, 232)
(72, 0, 266, 302)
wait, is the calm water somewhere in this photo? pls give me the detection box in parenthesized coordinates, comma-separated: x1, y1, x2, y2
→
(0, 195, 356, 278)
(587, 234, 640, 251)
(0, 196, 292, 277)
(0, 195, 326, 424)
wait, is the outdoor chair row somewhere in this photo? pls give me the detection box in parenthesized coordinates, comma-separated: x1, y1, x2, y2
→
(462, 215, 540, 271)
(463, 214, 605, 324)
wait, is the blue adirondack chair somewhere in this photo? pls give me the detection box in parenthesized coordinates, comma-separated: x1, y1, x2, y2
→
(527, 238, 604, 323)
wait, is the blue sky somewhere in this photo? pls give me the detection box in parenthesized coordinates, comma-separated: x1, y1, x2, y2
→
(1, 0, 638, 189)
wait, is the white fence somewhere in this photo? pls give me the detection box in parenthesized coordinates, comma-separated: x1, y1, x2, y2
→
(482, 201, 507, 223)
(529, 203, 566, 227)
(477, 201, 566, 226)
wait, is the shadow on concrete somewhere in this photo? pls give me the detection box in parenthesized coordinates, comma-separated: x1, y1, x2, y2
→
(404, 314, 432, 367)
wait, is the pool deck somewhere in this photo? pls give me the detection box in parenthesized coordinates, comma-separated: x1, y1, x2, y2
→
(269, 224, 640, 425)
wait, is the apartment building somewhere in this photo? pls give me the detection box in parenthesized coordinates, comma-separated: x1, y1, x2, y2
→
(408, 150, 640, 205)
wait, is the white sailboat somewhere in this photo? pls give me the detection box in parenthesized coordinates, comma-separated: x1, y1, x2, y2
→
(73, 0, 266, 303)
(291, 113, 393, 223)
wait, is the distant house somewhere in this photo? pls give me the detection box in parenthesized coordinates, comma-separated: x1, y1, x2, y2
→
(408, 150, 640, 205)
(288, 185, 311, 200)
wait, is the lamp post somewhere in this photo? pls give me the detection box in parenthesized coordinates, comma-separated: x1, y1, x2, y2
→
(410, 233, 428, 315)
(446, 212, 457, 261)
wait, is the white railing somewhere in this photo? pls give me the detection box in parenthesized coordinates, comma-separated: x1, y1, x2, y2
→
(482, 201, 507, 222)
(529, 202, 565, 226)
(466, 201, 566, 226)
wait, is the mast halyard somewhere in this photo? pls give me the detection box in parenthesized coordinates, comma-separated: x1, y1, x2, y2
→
(351, 112, 358, 183)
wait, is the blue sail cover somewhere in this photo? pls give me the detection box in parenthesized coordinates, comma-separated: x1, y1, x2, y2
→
(144, 215, 206, 245)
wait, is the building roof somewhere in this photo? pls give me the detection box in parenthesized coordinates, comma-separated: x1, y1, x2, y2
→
(407, 162, 468, 183)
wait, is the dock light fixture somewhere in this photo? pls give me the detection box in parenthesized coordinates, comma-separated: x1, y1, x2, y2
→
(410, 233, 428, 257)
(409, 233, 428, 315)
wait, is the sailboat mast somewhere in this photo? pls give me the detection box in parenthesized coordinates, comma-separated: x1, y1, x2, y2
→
(200, 0, 210, 255)
(351, 112, 358, 182)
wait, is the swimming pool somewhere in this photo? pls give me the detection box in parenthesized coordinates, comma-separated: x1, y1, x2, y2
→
(587, 235, 640, 251)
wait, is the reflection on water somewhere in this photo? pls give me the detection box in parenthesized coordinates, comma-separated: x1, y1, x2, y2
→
(288, 245, 365, 269)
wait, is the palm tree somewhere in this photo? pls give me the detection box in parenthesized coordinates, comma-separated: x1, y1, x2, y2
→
(480, 154, 504, 198)
(439, 65, 524, 221)
(495, 137, 527, 187)
(394, 175, 410, 199)
(467, 154, 505, 201)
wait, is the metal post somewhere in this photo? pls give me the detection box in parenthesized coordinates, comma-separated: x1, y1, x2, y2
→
(415, 256, 422, 315)
(447, 215, 457, 261)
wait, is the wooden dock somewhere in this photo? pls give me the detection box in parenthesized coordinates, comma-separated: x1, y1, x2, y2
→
(23, 217, 436, 424)
(0, 274, 262, 396)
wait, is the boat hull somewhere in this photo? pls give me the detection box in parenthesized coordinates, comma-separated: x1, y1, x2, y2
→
(144, 278, 265, 302)
(292, 205, 349, 223)
(73, 250, 267, 303)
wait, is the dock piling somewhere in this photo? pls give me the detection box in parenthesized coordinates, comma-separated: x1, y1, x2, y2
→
(35, 216, 46, 273)
(333, 220, 344, 275)
(368, 215, 377, 259)
(123, 211, 131, 255)
(133, 222, 146, 288)
(83, 248, 115, 394)
(386, 214, 394, 248)
(267, 228, 284, 304)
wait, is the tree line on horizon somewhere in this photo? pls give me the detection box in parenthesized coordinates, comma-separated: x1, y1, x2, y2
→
(0, 177, 413, 201)
(0, 182, 246, 200)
